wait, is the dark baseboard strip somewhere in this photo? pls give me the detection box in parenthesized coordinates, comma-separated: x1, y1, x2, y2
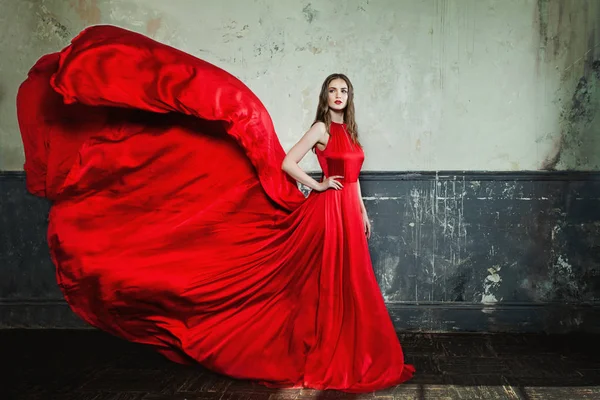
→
(2, 299, 599, 334)
(0, 300, 89, 329)
(387, 302, 600, 334)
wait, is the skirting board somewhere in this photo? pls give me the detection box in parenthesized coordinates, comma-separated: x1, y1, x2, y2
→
(2, 299, 599, 334)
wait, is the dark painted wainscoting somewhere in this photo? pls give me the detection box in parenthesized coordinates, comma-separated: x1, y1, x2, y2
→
(2, 171, 600, 333)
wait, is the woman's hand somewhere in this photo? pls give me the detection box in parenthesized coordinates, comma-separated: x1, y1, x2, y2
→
(317, 175, 344, 191)
(362, 212, 371, 239)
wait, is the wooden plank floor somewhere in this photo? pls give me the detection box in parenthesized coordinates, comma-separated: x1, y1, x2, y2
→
(2, 330, 600, 399)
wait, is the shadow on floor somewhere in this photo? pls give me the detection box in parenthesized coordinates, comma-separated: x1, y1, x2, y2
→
(2, 330, 600, 399)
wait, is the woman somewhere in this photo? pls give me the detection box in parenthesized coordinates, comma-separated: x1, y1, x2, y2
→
(17, 25, 414, 392)
(281, 73, 415, 389)
(282, 74, 370, 237)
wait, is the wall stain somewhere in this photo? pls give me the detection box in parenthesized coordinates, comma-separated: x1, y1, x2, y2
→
(537, 0, 600, 170)
(302, 3, 318, 24)
(593, 60, 600, 80)
(146, 17, 162, 37)
(222, 21, 249, 43)
(254, 39, 284, 59)
(554, 0, 564, 57)
(544, 74, 597, 170)
(357, 0, 370, 13)
(309, 45, 322, 55)
(535, 0, 568, 66)
(536, 0, 549, 53)
(36, 12, 71, 41)
(71, 0, 101, 25)
(540, 136, 561, 170)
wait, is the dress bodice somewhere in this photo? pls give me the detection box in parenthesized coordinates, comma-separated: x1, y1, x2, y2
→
(315, 122, 364, 184)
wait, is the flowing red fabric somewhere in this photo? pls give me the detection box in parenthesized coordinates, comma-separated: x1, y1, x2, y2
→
(17, 25, 414, 392)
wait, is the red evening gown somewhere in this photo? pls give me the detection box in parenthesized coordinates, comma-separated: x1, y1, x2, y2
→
(16, 25, 414, 392)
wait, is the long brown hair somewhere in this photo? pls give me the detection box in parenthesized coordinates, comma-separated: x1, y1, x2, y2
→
(312, 73, 361, 146)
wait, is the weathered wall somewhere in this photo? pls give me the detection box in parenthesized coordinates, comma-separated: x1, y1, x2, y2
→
(0, 0, 599, 172)
(2, 171, 600, 332)
(1, 0, 600, 333)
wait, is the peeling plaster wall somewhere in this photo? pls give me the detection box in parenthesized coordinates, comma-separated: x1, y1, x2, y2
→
(535, 0, 600, 170)
(0, 0, 599, 172)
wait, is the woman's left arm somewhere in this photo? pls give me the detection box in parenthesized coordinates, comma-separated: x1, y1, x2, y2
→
(357, 178, 371, 239)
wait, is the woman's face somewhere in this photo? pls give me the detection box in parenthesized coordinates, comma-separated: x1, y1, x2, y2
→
(327, 78, 348, 111)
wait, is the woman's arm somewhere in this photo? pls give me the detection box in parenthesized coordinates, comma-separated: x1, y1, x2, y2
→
(357, 178, 367, 215)
(282, 122, 343, 192)
(357, 178, 371, 238)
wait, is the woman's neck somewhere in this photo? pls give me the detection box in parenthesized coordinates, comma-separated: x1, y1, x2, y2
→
(329, 109, 344, 124)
